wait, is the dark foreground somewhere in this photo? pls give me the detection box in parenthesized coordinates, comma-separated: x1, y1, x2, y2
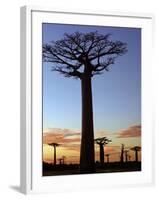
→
(43, 162, 141, 176)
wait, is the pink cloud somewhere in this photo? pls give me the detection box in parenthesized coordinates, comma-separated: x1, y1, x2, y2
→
(43, 128, 81, 144)
(117, 125, 141, 138)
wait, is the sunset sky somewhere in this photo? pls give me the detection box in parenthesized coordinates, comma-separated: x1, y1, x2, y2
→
(42, 23, 141, 164)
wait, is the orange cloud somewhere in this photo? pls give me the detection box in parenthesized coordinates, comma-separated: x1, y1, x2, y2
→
(117, 125, 141, 138)
(43, 128, 81, 144)
(43, 128, 80, 136)
(62, 143, 80, 151)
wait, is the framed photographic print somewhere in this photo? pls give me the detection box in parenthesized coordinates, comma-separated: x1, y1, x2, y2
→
(20, 6, 154, 194)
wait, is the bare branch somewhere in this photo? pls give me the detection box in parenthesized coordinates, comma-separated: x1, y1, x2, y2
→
(52, 66, 82, 79)
(93, 57, 115, 72)
(43, 31, 127, 78)
(90, 41, 127, 62)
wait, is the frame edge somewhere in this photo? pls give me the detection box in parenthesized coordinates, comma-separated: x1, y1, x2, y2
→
(20, 6, 32, 194)
(20, 5, 155, 194)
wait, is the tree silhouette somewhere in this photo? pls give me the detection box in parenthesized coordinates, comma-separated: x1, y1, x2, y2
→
(124, 150, 129, 162)
(58, 158, 63, 165)
(95, 137, 111, 166)
(48, 143, 60, 165)
(131, 146, 141, 162)
(105, 154, 110, 163)
(120, 144, 125, 163)
(62, 156, 66, 165)
(43, 31, 127, 173)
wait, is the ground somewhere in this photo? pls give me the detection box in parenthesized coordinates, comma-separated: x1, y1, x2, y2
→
(43, 162, 141, 176)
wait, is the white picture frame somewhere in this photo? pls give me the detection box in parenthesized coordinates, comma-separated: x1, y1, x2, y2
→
(20, 6, 154, 194)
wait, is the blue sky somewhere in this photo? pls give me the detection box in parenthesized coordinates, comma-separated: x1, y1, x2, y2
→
(42, 23, 141, 134)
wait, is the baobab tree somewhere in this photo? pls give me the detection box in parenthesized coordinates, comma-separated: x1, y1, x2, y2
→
(124, 150, 129, 162)
(95, 137, 111, 166)
(43, 31, 127, 173)
(58, 158, 63, 165)
(48, 142, 60, 165)
(131, 146, 141, 162)
(62, 156, 66, 165)
(105, 154, 110, 163)
(120, 144, 125, 163)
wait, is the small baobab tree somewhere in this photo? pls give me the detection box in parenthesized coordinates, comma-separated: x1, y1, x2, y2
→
(62, 156, 66, 165)
(105, 154, 110, 163)
(95, 137, 111, 166)
(120, 144, 125, 163)
(48, 142, 60, 165)
(131, 146, 141, 162)
(124, 150, 129, 162)
(43, 31, 127, 173)
(58, 158, 63, 165)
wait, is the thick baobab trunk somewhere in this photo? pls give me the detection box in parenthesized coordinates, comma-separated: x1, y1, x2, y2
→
(54, 146, 56, 165)
(100, 144, 104, 166)
(135, 150, 138, 162)
(80, 76, 95, 173)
